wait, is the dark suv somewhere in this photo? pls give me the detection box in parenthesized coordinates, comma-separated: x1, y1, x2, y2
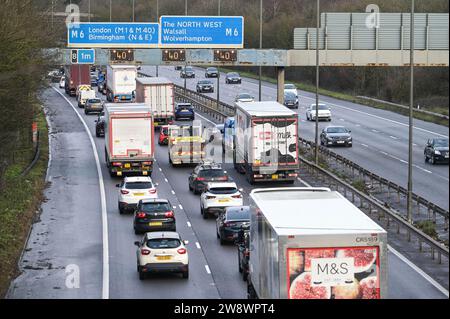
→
(188, 163, 230, 194)
(196, 80, 214, 93)
(205, 67, 219, 78)
(180, 66, 195, 78)
(133, 199, 176, 234)
(174, 103, 195, 121)
(424, 138, 449, 165)
(216, 206, 250, 245)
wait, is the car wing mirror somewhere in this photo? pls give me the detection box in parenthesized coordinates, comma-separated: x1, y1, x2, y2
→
(183, 240, 189, 245)
(95, 120, 98, 123)
(239, 188, 244, 192)
(134, 241, 140, 247)
(116, 184, 120, 187)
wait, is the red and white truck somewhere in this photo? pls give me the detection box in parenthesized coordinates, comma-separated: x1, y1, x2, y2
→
(135, 77, 175, 127)
(104, 103, 154, 177)
(247, 187, 388, 299)
(64, 64, 90, 96)
(233, 101, 299, 184)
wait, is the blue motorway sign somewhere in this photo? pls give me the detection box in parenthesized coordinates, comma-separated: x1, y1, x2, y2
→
(71, 49, 95, 64)
(160, 16, 244, 48)
(67, 23, 159, 48)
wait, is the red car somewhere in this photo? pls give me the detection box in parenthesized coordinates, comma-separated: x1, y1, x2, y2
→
(158, 126, 169, 145)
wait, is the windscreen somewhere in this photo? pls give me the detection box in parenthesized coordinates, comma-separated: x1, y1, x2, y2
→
(209, 187, 237, 194)
(142, 202, 171, 212)
(199, 169, 226, 178)
(146, 239, 181, 249)
(226, 208, 250, 220)
(125, 182, 153, 189)
(434, 139, 448, 147)
(287, 247, 380, 299)
(327, 127, 348, 134)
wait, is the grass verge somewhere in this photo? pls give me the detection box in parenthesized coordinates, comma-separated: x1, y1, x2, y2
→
(0, 106, 49, 298)
(218, 67, 449, 127)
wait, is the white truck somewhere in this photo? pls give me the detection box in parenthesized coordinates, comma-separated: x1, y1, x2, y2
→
(233, 101, 299, 184)
(77, 88, 96, 108)
(106, 64, 137, 103)
(135, 77, 175, 127)
(247, 187, 388, 299)
(104, 103, 154, 177)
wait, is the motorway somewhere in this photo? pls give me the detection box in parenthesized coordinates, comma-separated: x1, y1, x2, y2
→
(7, 84, 448, 299)
(142, 66, 449, 210)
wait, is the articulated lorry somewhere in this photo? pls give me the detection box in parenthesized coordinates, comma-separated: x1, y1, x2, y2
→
(65, 64, 90, 96)
(135, 77, 175, 127)
(247, 187, 388, 299)
(168, 124, 205, 166)
(104, 103, 154, 177)
(233, 101, 299, 184)
(106, 65, 137, 102)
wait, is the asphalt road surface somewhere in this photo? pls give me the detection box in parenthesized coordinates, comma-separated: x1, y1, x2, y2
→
(7, 85, 448, 299)
(142, 66, 449, 211)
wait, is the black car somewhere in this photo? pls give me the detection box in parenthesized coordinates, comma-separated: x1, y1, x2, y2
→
(320, 126, 352, 147)
(424, 138, 449, 165)
(225, 72, 241, 84)
(180, 66, 195, 78)
(205, 67, 219, 78)
(175, 65, 183, 71)
(133, 199, 176, 234)
(174, 103, 195, 121)
(95, 112, 105, 137)
(216, 206, 250, 245)
(188, 162, 230, 194)
(196, 80, 214, 93)
(284, 91, 299, 109)
(236, 224, 250, 281)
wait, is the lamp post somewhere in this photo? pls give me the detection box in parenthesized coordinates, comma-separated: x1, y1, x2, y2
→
(258, 0, 263, 101)
(216, 0, 221, 110)
(184, 0, 188, 92)
(407, 0, 415, 224)
(156, 0, 159, 76)
(314, 0, 320, 165)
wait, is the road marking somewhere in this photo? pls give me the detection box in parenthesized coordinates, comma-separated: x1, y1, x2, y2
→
(339, 118, 345, 121)
(390, 136, 399, 140)
(414, 165, 433, 174)
(355, 124, 361, 127)
(196, 242, 201, 249)
(372, 129, 379, 133)
(361, 143, 369, 148)
(171, 190, 176, 195)
(164, 178, 169, 183)
(173, 205, 177, 209)
(179, 204, 183, 210)
(388, 245, 449, 298)
(187, 221, 192, 227)
(297, 177, 312, 187)
(44, 111, 53, 183)
(159, 168, 162, 172)
(53, 87, 109, 299)
(380, 151, 389, 156)
(205, 265, 211, 274)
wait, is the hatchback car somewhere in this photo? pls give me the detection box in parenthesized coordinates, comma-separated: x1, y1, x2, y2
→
(205, 67, 219, 78)
(424, 138, 449, 165)
(84, 98, 103, 115)
(320, 126, 352, 147)
(306, 103, 332, 121)
(235, 93, 254, 103)
(284, 91, 299, 109)
(284, 83, 298, 97)
(200, 182, 243, 219)
(95, 112, 105, 137)
(188, 162, 230, 194)
(133, 199, 176, 234)
(180, 66, 195, 78)
(174, 103, 195, 121)
(158, 125, 169, 145)
(225, 72, 241, 84)
(196, 80, 214, 93)
(117, 177, 158, 214)
(216, 206, 250, 245)
(59, 76, 65, 89)
(134, 232, 189, 280)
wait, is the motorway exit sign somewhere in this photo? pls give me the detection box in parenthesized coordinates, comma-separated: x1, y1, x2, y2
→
(71, 49, 95, 64)
(160, 16, 244, 48)
(68, 23, 159, 48)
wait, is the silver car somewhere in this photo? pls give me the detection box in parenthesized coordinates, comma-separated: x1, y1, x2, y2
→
(306, 103, 332, 121)
(84, 98, 103, 115)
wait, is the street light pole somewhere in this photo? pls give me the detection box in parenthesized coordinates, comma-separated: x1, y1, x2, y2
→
(314, 0, 320, 165)
(184, 0, 188, 92)
(110, 0, 112, 22)
(258, 0, 263, 101)
(216, 0, 221, 110)
(156, 0, 159, 76)
(407, 0, 415, 223)
(88, 0, 91, 22)
(132, 0, 135, 22)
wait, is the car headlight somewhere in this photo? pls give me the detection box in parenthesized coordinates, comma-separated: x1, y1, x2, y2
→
(435, 150, 441, 155)
(347, 137, 352, 140)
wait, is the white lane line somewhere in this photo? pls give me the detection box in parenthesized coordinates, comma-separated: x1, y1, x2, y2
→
(414, 165, 433, 174)
(205, 265, 211, 274)
(173, 205, 177, 209)
(53, 88, 109, 300)
(339, 118, 345, 121)
(361, 143, 369, 148)
(372, 129, 379, 133)
(187, 221, 192, 227)
(380, 151, 389, 156)
(355, 124, 361, 127)
(388, 245, 449, 298)
(413, 143, 418, 147)
(195, 242, 201, 249)
(299, 94, 449, 138)
(297, 177, 312, 187)
(171, 190, 176, 195)
(159, 168, 162, 172)
(179, 204, 183, 210)
(44, 111, 53, 183)
(390, 136, 399, 140)
(164, 178, 169, 183)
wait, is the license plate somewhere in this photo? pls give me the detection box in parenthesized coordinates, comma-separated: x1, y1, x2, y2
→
(272, 174, 279, 180)
(156, 256, 172, 261)
(337, 141, 345, 144)
(124, 164, 131, 168)
(149, 222, 163, 227)
(134, 193, 145, 196)
(218, 199, 230, 203)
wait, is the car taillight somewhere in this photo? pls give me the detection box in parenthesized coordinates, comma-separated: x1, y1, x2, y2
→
(206, 196, 216, 200)
(196, 177, 206, 181)
(217, 176, 228, 181)
(177, 248, 187, 255)
(112, 162, 122, 167)
(288, 173, 298, 177)
(137, 212, 146, 218)
(141, 249, 151, 255)
(149, 189, 157, 194)
(244, 251, 249, 257)
(232, 194, 242, 199)
(142, 161, 152, 165)
(120, 190, 129, 195)
(165, 211, 174, 218)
